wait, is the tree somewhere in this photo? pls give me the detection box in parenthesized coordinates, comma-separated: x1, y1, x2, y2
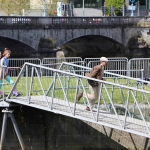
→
(105, 0, 124, 16)
(30, 0, 69, 16)
(46, 0, 70, 16)
(1, 0, 72, 16)
(1, 0, 30, 15)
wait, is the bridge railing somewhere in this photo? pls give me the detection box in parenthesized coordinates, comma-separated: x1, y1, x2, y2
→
(6, 62, 150, 138)
(0, 16, 146, 28)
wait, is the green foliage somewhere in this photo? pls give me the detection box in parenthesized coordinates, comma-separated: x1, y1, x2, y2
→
(1, 0, 30, 15)
(46, 3, 57, 16)
(0, 0, 71, 16)
(39, 38, 55, 48)
(105, 0, 124, 16)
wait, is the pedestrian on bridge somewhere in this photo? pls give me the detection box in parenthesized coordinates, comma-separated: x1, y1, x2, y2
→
(77, 57, 108, 111)
(0, 48, 22, 97)
(0, 50, 6, 97)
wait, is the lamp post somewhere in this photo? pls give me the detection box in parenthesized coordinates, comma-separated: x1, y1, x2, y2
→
(43, 0, 46, 17)
(137, 1, 139, 16)
(83, 0, 84, 16)
(130, 0, 135, 17)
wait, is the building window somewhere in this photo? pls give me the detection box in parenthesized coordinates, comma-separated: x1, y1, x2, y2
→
(139, 0, 146, 5)
(74, 0, 82, 8)
(129, 0, 146, 5)
(74, 0, 102, 8)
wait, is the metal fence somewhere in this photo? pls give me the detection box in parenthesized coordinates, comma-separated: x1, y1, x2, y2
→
(8, 58, 41, 77)
(41, 57, 82, 76)
(84, 57, 128, 77)
(128, 58, 150, 78)
(5, 57, 150, 79)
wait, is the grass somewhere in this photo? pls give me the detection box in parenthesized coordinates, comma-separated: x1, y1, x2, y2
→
(3, 76, 150, 106)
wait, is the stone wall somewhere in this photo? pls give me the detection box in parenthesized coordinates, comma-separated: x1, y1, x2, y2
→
(0, 106, 125, 150)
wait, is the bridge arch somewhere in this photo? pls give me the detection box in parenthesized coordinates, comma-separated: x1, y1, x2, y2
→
(0, 29, 41, 50)
(0, 28, 123, 51)
(0, 36, 36, 57)
(59, 34, 125, 58)
(53, 28, 123, 48)
(0, 27, 142, 54)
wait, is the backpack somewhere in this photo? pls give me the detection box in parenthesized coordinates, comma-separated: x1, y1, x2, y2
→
(87, 79, 99, 87)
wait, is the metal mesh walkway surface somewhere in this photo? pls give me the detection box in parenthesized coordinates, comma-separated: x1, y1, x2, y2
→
(8, 95, 150, 136)
(4, 62, 150, 138)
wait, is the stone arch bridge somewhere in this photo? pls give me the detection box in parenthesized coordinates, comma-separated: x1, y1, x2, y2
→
(0, 16, 149, 50)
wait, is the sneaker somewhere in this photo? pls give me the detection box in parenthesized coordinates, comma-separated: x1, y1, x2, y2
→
(77, 92, 83, 101)
(86, 106, 90, 111)
(86, 107, 96, 112)
(16, 93, 23, 97)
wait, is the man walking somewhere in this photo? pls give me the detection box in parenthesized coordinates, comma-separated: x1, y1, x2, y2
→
(77, 57, 108, 111)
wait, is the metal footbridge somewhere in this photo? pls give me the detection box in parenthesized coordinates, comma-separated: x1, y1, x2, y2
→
(1, 62, 150, 149)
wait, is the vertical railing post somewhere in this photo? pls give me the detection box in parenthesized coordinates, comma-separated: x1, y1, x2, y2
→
(26, 65, 29, 103)
(141, 69, 144, 104)
(96, 83, 103, 122)
(73, 77, 80, 116)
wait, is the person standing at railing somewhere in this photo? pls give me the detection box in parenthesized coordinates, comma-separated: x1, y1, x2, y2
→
(0, 48, 22, 97)
(77, 57, 108, 111)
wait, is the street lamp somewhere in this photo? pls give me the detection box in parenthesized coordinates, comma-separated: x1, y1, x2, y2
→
(130, 0, 135, 17)
(43, 0, 46, 17)
(83, 0, 84, 16)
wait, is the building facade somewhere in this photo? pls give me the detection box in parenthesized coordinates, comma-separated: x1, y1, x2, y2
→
(0, 0, 149, 16)
(72, 0, 150, 16)
(73, 0, 149, 9)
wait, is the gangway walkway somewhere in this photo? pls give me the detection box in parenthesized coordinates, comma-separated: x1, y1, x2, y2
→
(4, 62, 150, 140)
